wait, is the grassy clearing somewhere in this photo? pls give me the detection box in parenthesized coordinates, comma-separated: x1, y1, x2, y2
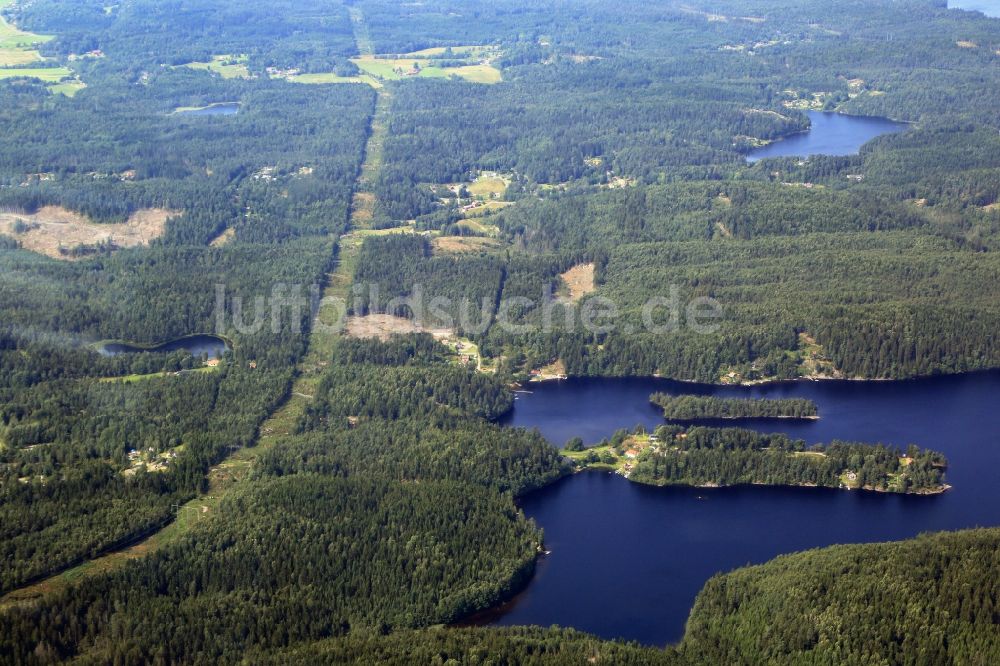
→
(463, 201, 512, 219)
(49, 79, 85, 96)
(468, 175, 508, 198)
(182, 54, 250, 79)
(0, 66, 72, 82)
(98, 366, 218, 384)
(456, 218, 500, 235)
(432, 235, 501, 254)
(450, 64, 502, 84)
(350, 55, 501, 84)
(561, 444, 622, 471)
(288, 72, 381, 88)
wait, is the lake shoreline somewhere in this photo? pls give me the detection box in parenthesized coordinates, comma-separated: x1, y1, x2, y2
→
(522, 369, 987, 390)
(630, 476, 950, 496)
(745, 110, 909, 162)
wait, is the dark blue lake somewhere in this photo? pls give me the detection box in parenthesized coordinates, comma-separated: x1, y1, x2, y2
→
(175, 102, 240, 116)
(950, 1, 1000, 18)
(98, 334, 230, 359)
(747, 111, 907, 162)
(488, 372, 1000, 646)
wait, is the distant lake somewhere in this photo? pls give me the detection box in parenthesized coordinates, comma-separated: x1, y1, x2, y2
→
(487, 372, 1000, 645)
(747, 111, 907, 162)
(98, 334, 230, 358)
(950, 1, 1000, 18)
(174, 102, 240, 116)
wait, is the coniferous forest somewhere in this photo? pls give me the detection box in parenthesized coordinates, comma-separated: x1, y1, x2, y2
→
(0, 0, 999, 663)
(650, 394, 819, 420)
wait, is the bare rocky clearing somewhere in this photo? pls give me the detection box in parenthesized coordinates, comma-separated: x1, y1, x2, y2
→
(558, 262, 596, 302)
(344, 313, 453, 341)
(0, 206, 177, 259)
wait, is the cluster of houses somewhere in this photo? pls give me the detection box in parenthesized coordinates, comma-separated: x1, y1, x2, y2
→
(443, 338, 478, 367)
(617, 434, 663, 478)
(67, 50, 104, 61)
(19, 172, 54, 187)
(266, 66, 300, 78)
(124, 447, 179, 476)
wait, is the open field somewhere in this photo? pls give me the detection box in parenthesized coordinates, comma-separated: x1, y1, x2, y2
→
(350, 55, 501, 84)
(0, 65, 72, 82)
(48, 79, 84, 96)
(468, 175, 509, 198)
(432, 235, 501, 254)
(0, 46, 39, 65)
(182, 54, 250, 79)
(288, 72, 381, 88)
(0, 206, 177, 259)
(448, 64, 502, 83)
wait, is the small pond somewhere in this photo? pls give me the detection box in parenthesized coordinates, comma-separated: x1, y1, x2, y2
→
(97, 334, 230, 359)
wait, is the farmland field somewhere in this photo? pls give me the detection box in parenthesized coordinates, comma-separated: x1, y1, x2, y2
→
(351, 55, 501, 83)
(0, 0, 51, 66)
(0, 65, 71, 82)
(0, 3, 78, 91)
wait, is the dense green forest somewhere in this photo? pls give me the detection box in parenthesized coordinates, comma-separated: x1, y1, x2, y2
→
(261, 337, 568, 496)
(256, 626, 683, 665)
(0, 0, 374, 594)
(0, 475, 544, 662)
(651, 394, 819, 420)
(0, 0, 999, 662)
(681, 528, 1000, 664)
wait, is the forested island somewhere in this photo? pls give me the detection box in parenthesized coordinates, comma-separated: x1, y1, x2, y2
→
(564, 425, 948, 495)
(650, 394, 819, 421)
